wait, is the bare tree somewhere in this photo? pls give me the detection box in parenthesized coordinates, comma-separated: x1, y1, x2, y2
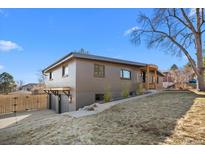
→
(36, 69, 46, 84)
(16, 80, 24, 90)
(131, 8, 205, 91)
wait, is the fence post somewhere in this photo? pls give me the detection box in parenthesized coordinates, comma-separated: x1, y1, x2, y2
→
(13, 97, 17, 115)
(37, 96, 39, 110)
(26, 96, 29, 110)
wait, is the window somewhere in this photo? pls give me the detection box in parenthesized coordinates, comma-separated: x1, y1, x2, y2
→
(94, 64, 105, 77)
(120, 69, 131, 80)
(141, 71, 146, 83)
(95, 94, 104, 101)
(62, 65, 69, 77)
(49, 72, 53, 80)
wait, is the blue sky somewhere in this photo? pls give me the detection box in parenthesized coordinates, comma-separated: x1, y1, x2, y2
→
(0, 8, 191, 83)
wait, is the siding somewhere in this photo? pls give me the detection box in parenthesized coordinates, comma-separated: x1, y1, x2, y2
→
(75, 58, 142, 109)
(45, 59, 77, 111)
(45, 57, 163, 112)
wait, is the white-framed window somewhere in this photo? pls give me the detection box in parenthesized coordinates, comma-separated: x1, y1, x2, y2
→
(62, 65, 69, 77)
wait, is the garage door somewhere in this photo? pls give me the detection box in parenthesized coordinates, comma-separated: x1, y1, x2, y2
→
(51, 94, 57, 112)
(60, 94, 69, 113)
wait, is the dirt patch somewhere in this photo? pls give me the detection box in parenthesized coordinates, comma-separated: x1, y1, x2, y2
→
(0, 91, 204, 144)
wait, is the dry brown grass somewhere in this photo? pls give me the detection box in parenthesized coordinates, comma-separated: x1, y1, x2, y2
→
(0, 91, 204, 144)
(165, 97, 205, 144)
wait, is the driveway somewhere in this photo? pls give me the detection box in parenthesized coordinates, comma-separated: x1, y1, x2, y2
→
(0, 91, 204, 144)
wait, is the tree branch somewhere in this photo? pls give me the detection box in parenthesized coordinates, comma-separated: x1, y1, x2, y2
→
(180, 8, 196, 33)
(168, 9, 192, 31)
(135, 28, 199, 76)
(200, 8, 205, 29)
(196, 8, 201, 32)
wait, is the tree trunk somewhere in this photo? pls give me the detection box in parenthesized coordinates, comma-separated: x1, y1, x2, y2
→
(198, 73, 205, 91)
(195, 33, 205, 91)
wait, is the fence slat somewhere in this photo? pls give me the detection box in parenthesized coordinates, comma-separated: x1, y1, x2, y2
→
(0, 94, 47, 115)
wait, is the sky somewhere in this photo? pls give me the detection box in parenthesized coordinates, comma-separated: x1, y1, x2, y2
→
(0, 8, 192, 84)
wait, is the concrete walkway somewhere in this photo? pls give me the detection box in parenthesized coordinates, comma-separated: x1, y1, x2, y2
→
(65, 90, 159, 118)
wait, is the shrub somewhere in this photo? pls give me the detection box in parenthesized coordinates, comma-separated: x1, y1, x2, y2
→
(103, 87, 111, 102)
(136, 82, 144, 95)
(121, 86, 129, 98)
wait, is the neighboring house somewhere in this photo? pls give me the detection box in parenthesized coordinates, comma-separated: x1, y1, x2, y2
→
(20, 83, 45, 94)
(162, 69, 196, 89)
(43, 52, 164, 113)
(20, 83, 38, 91)
(162, 71, 174, 88)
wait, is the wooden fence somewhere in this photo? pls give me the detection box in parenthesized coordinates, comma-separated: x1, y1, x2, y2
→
(0, 94, 48, 115)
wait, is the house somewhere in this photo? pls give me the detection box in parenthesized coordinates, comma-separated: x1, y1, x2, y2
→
(162, 68, 196, 89)
(162, 71, 174, 88)
(20, 83, 38, 91)
(19, 83, 45, 94)
(43, 52, 164, 113)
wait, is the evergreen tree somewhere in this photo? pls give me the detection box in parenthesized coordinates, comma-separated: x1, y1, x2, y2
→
(0, 72, 16, 94)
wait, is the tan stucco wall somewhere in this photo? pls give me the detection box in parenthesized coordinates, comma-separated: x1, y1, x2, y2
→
(75, 58, 143, 109)
(45, 57, 164, 111)
(45, 59, 77, 111)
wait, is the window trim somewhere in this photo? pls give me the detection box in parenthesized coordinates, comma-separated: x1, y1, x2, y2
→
(120, 69, 131, 80)
(94, 64, 105, 78)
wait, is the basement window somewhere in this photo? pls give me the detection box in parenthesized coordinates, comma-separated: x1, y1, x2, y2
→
(95, 94, 104, 101)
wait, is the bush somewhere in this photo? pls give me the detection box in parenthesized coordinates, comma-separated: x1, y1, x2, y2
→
(103, 87, 111, 102)
(136, 82, 144, 95)
(122, 86, 129, 98)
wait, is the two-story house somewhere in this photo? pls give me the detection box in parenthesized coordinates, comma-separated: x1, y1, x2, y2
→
(43, 52, 164, 113)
